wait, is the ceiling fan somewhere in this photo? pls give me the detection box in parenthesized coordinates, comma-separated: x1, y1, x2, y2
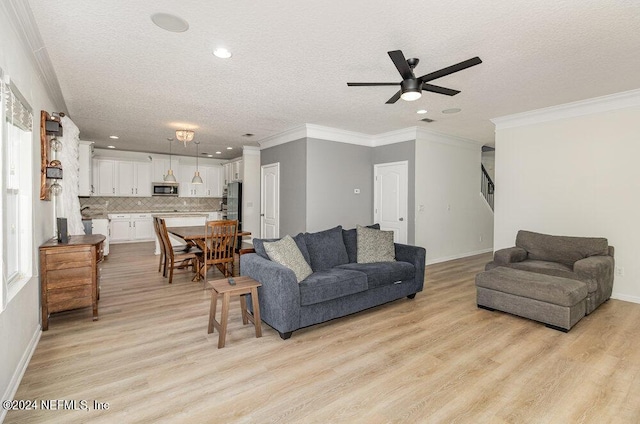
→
(347, 50, 482, 104)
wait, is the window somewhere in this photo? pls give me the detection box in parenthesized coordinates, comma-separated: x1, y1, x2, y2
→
(1, 68, 34, 309)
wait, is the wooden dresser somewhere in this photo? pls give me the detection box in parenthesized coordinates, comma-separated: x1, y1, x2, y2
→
(39, 234, 105, 330)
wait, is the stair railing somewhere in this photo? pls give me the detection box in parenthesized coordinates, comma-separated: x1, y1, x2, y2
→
(481, 164, 494, 211)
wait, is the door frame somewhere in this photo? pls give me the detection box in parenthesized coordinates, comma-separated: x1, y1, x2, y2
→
(260, 162, 280, 238)
(373, 160, 409, 243)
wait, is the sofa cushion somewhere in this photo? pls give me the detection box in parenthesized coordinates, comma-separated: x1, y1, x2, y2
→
(253, 233, 310, 264)
(516, 230, 609, 267)
(337, 261, 415, 289)
(357, 225, 396, 263)
(303, 226, 349, 272)
(343, 224, 380, 263)
(263, 235, 313, 283)
(298, 268, 368, 306)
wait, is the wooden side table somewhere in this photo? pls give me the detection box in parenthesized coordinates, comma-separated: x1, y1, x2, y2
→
(208, 276, 262, 348)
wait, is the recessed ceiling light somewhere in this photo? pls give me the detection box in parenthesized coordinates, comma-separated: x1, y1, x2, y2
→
(442, 108, 462, 114)
(215, 151, 222, 154)
(242, 133, 254, 137)
(416, 109, 428, 114)
(226, 147, 232, 150)
(151, 13, 189, 33)
(107, 145, 116, 149)
(213, 48, 232, 59)
(109, 135, 119, 139)
(207, 154, 213, 158)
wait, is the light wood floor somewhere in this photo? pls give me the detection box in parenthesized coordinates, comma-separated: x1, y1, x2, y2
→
(6, 243, 640, 423)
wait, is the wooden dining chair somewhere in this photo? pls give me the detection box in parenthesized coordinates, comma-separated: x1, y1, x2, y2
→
(153, 217, 167, 275)
(203, 220, 238, 280)
(157, 218, 203, 284)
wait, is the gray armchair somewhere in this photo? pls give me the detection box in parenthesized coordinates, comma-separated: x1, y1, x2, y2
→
(486, 230, 614, 314)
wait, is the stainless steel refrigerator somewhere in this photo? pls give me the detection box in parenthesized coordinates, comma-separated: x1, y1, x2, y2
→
(226, 182, 242, 232)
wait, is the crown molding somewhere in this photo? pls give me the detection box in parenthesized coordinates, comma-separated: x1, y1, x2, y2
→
(492, 88, 640, 130)
(242, 145, 260, 156)
(258, 123, 483, 150)
(416, 127, 482, 150)
(374, 127, 419, 146)
(305, 124, 374, 147)
(3, 0, 68, 112)
(258, 125, 307, 149)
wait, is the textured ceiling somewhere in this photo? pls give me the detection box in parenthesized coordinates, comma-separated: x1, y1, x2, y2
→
(27, 0, 640, 158)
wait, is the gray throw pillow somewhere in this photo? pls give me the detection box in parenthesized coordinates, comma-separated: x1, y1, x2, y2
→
(356, 225, 396, 263)
(264, 235, 313, 283)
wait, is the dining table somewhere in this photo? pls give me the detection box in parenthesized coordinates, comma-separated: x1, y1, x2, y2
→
(167, 225, 251, 251)
(166, 225, 252, 280)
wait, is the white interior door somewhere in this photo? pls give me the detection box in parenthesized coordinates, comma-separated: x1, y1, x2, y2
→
(261, 163, 280, 238)
(374, 161, 408, 243)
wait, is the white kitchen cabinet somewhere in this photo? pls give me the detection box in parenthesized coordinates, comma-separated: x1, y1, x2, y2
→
(205, 165, 224, 197)
(132, 213, 154, 240)
(109, 213, 155, 243)
(135, 162, 152, 196)
(78, 141, 93, 196)
(223, 163, 232, 186)
(116, 161, 151, 196)
(109, 214, 131, 242)
(179, 164, 206, 197)
(208, 211, 223, 221)
(91, 218, 110, 255)
(152, 158, 179, 183)
(95, 159, 117, 196)
(232, 159, 243, 182)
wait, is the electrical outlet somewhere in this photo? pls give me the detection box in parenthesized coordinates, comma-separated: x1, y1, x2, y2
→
(615, 267, 625, 277)
(479, 235, 483, 242)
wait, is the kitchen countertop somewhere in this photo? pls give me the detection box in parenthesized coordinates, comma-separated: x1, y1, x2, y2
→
(83, 210, 224, 220)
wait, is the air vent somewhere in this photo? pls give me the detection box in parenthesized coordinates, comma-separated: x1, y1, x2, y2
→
(420, 118, 435, 123)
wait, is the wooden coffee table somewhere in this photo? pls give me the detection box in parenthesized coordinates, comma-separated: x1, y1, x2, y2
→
(208, 276, 262, 348)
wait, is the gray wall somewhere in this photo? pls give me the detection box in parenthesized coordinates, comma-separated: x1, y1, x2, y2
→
(261, 139, 307, 236)
(306, 138, 373, 232)
(373, 140, 416, 244)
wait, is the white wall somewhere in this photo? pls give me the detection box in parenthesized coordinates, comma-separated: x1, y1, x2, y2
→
(414, 130, 494, 264)
(0, 2, 58, 414)
(242, 146, 260, 239)
(493, 92, 640, 303)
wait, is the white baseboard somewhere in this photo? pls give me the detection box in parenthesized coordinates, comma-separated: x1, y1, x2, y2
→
(0, 326, 41, 423)
(425, 248, 493, 266)
(611, 292, 640, 304)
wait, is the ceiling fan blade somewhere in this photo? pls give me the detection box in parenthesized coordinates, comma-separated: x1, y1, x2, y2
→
(388, 50, 414, 80)
(347, 82, 400, 86)
(418, 57, 482, 82)
(422, 83, 460, 96)
(385, 90, 402, 104)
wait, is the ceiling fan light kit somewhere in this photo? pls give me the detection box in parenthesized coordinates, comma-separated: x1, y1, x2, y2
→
(400, 79, 422, 101)
(347, 50, 482, 104)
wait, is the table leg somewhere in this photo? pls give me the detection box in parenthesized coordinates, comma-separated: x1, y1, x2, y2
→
(208, 290, 218, 334)
(240, 295, 249, 325)
(251, 287, 262, 338)
(219, 292, 230, 348)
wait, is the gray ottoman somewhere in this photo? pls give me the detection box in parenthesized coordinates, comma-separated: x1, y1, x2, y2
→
(475, 267, 588, 332)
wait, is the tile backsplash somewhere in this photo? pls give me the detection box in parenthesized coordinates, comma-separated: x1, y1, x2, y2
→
(80, 196, 223, 216)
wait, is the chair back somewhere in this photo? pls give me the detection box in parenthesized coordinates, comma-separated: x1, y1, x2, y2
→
(157, 218, 174, 261)
(203, 220, 238, 278)
(154, 217, 167, 255)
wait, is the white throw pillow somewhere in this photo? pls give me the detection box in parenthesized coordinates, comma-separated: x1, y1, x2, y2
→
(356, 225, 396, 263)
(264, 235, 313, 283)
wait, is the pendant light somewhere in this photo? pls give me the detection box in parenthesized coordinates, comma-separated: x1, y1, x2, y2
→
(164, 138, 177, 182)
(191, 141, 203, 184)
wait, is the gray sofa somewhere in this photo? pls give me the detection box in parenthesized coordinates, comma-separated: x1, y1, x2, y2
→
(240, 225, 426, 339)
(485, 230, 615, 315)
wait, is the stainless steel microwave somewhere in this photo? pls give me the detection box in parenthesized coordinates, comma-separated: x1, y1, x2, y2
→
(152, 182, 179, 196)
